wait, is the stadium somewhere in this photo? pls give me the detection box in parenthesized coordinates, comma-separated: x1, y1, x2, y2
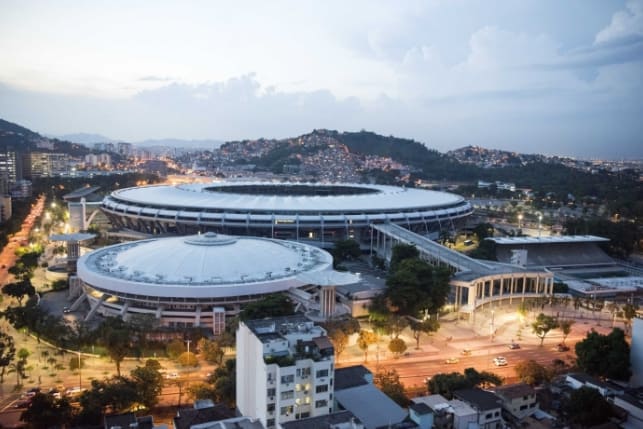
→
(74, 232, 338, 333)
(100, 182, 473, 245)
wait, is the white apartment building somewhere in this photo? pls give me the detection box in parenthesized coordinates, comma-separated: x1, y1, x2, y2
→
(237, 315, 335, 429)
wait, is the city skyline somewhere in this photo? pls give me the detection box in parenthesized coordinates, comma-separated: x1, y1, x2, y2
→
(0, 0, 642, 158)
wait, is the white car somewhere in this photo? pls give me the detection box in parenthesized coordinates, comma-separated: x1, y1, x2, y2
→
(493, 356, 508, 366)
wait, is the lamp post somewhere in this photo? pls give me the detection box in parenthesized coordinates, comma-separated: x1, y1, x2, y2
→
(185, 339, 192, 388)
(538, 214, 543, 237)
(518, 213, 523, 230)
(78, 350, 82, 389)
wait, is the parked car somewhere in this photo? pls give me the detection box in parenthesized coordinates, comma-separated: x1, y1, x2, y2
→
(508, 343, 520, 350)
(445, 357, 460, 364)
(556, 343, 570, 352)
(493, 356, 508, 366)
(63, 306, 72, 314)
(461, 349, 472, 356)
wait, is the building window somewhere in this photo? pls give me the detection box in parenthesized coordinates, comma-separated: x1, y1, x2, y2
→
(266, 419, 275, 428)
(281, 390, 294, 400)
(280, 406, 294, 416)
(316, 369, 329, 378)
(301, 367, 311, 378)
(300, 412, 310, 418)
(267, 388, 276, 397)
(485, 413, 492, 419)
(494, 411, 499, 417)
(315, 399, 328, 408)
(281, 375, 294, 384)
(520, 405, 528, 411)
(316, 384, 329, 393)
(267, 404, 275, 412)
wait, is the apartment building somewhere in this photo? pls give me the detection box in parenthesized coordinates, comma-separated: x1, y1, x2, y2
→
(236, 315, 335, 429)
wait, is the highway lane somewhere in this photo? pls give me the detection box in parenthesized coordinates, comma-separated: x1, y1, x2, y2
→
(370, 342, 576, 391)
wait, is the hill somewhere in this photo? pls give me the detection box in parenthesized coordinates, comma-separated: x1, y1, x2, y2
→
(0, 118, 90, 156)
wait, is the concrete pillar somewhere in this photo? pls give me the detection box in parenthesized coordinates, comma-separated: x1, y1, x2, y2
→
(320, 285, 336, 319)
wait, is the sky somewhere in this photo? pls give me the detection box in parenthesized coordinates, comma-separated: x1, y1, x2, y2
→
(0, 0, 642, 158)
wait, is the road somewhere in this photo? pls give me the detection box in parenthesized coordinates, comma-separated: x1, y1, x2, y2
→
(0, 194, 45, 285)
(372, 341, 575, 390)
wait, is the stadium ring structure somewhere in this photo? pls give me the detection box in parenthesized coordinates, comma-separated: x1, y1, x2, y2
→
(101, 182, 473, 245)
(74, 232, 340, 333)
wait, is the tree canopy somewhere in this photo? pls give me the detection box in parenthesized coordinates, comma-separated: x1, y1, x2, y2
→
(385, 258, 451, 317)
(531, 313, 558, 346)
(565, 386, 612, 427)
(427, 368, 502, 399)
(575, 328, 631, 381)
(374, 369, 410, 407)
(239, 294, 295, 321)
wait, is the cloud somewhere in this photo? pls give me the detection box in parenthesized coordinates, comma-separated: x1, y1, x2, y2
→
(138, 76, 175, 82)
(595, 0, 643, 45)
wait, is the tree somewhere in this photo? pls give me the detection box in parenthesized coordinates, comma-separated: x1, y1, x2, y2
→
(410, 318, 439, 349)
(77, 377, 140, 425)
(2, 280, 35, 306)
(328, 329, 348, 359)
(427, 368, 502, 399)
(198, 338, 225, 365)
(323, 317, 360, 359)
(239, 294, 295, 321)
(575, 328, 631, 380)
(357, 330, 378, 362)
(558, 319, 574, 345)
(166, 339, 185, 359)
(97, 317, 131, 376)
(332, 239, 361, 264)
(374, 369, 410, 406)
(473, 223, 494, 241)
(130, 359, 164, 409)
(388, 338, 407, 357)
(20, 393, 73, 429)
(515, 360, 550, 386)
(389, 244, 419, 272)
(531, 313, 558, 346)
(622, 302, 638, 335)
(565, 386, 612, 427)
(178, 351, 198, 367)
(0, 331, 16, 383)
(385, 258, 451, 317)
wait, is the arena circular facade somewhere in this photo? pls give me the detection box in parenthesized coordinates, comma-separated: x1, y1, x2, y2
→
(101, 182, 473, 244)
(75, 232, 334, 333)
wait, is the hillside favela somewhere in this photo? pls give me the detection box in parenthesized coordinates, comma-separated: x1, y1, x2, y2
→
(0, 2, 642, 429)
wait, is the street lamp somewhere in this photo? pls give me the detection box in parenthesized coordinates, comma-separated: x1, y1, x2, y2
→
(518, 213, 523, 230)
(78, 350, 82, 389)
(538, 214, 543, 237)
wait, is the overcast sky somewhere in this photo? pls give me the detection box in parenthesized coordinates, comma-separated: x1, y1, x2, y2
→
(1, 0, 642, 158)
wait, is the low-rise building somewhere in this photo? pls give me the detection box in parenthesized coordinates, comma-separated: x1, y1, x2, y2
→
(493, 383, 539, 421)
(453, 388, 504, 429)
(413, 394, 476, 429)
(565, 373, 624, 398)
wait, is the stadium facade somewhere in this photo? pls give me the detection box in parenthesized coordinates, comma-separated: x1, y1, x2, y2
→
(100, 182, 473, 245)
(74, 232, 338, 333)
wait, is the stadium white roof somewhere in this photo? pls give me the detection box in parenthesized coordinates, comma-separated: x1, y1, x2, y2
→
(108, 182, 465, 212)
(488, 235, 609, 245)
(77, 232, 335, 298)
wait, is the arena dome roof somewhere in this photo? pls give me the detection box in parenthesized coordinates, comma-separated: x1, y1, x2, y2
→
(76, 232, 334, 299)
(105, 182, 466, 213)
